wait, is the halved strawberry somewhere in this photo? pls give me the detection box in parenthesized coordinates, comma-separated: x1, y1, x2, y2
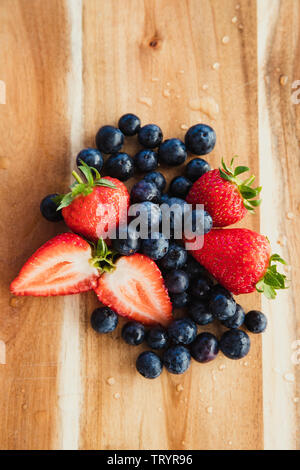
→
(10, 233, 100, 296)
(94, 254, 173, 326)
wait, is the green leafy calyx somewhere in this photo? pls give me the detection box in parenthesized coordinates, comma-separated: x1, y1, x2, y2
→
(219, 157, 262, 213)
(54, 160, 116, 210)
(256, 253, 289, 299)
(89, 238, 117, 274)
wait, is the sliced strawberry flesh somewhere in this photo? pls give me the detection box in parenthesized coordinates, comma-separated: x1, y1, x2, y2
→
(94, 254, 173, 327)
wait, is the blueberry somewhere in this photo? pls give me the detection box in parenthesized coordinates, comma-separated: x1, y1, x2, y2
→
(190, 276, 213, 301)
(169, 176, 192, 199)
(158, 139, 187, 166)
(185, 158, 211, 182)
(191, 333, 219, 363)
(185, 124, 216, 155)
(185, 209, 213, 236)
(160, 193, 170, 204)
(76, 148, 104, 173)
(169, 291, 190, 309)
(90, 307, 118, 333)
(130, 201, 162, 233)
(210, 284, 233, 300)
(184, 255, 209, 279)
(105, 152, 134, 181)
(244, 310, 267, 334)
(160, 243, 187, 271)
(138, 124, 163, 148)
(168, 318, 197, 345)
(121, 321, 145, 345)
(143, 171, 166, 192)
(209, 292, 236, 321)
(112, 225, 141, 256)
(220, 329, 251, 360)
(142, 232, 169, 260)
(135, 149, 158, 172)
(188, 299, 214, 325)
(40, 194, 63, 222)
(161, 196, 189, 237)
(163, 345, 191, 374)
(130, 180, 161, 204)
(118, 113, 141, 136)
(165, 269, 189, 294)
(136, 351, 163, 379)
(95, 125, 124, 154)
(221, 304, 245, 329)
(146, 326, 168, 350)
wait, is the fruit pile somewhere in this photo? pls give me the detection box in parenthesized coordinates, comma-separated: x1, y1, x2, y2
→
(10, 113, 288, 380)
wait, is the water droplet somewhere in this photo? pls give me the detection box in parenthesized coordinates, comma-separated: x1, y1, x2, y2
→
(151, 77, 159, 82)
(206, 406, 213, 414)
(175, 94, 181, 99)
(286, 212, 295, 220)
(114, 392, 120, 399)
(179, 70, 185, 74)
(244, 361, 249, 367)
(222, 36, 230, 44)
(212, 62, 220, 70)
(158, 407, 163, 413)
(232, 16, 238, 24)
(279, 75, 288, 86)
(180, 124, 188, 130)
(228, 440, 232, 445)
(219, 364, 226, 370)
(238, 24, 244, 31)
(284, 372, 295, 383)
(163, 88, 171, 98)
(202, 83, 209, 90)
(181, 440, 185, 445)
(22, 403, 28, 410)
(107, 377, 115, 386)
(236, 4, 240, 9)
(0, 157, 9, 169)
(293, 397, 299, 403)
(188, 96, 219, 119)
(166, 82, 171, 87)
(176, 384, 184, 392)
(139, 96, 152, 107)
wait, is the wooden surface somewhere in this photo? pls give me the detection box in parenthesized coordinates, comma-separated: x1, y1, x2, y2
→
(0, 0, 298, 450)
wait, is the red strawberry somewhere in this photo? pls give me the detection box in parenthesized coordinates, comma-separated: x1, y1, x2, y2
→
(94, 253, 173, 326)
(10, 233, 100, 296)
(57, 161, 129, 242)
(188, 228, 288, 298)
(186, 158, 262, 227)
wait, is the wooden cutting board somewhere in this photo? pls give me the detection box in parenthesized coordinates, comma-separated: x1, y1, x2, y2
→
(0, 0, 299, 450)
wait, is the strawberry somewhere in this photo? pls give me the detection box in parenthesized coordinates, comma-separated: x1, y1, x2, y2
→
(188, 228, 288, 298)
(56, 161, 129, 242)
(10, 233, 101, 296)
(94, 253, 173, 326)
(186, 158, 262, 227)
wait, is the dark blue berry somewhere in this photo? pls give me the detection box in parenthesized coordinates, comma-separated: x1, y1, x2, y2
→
(184, 256, 209, 279)
(191, 333, 219, 363)
(220, 329, 250, 360)
(95, 125, 124, 154)
(160, 193, 170, 204)
(160, 243, 187, 271)
(168, 318, 197, 345)
(142, 232, 169, 260)
(169, 176, 192, 199)
(121, 321, 145, 345)
(165, 269, 189, 294)
(188, 299, 214, 325)
(138, 124, 163, 148)
(158, 138, 187, 166)
(210, 284, 233, 300)
(185, 124, 216, 155)
(118, 113, 141, 136)
(169, 291, 190, 309)
(130, 180, 160, 204)
(190, 276, 213, 301)
(221, 304, 245, 329)
(130, 201, 162, 232)
(105, 152, 134, 181)
(161, 197, 189, 237)
(40, 194, 63, 222)
(186, 158, 211, 182)
(112, 225, 141, 256)
(143, 171, 166, 192)
(185, 209, 213, 235)
(244, 310, 267, 333)
(135, 149, 158, 172)
(90, 307, 118, 333)
(136, 351, 163, 379)
(209, 292, 236, 321)
(76, 148, 104, 173)
(163, 345, 191, 374)
(146, 326, 168, 350)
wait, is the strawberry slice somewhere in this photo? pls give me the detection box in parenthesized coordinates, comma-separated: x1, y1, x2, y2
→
(10, 233, 100, 296)
(94, 254, 173, 326)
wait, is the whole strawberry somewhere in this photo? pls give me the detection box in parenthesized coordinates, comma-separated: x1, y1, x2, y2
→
(56, 161, 129, 242)
(186, 158, 262, 227)
(189, 228, 288, 298)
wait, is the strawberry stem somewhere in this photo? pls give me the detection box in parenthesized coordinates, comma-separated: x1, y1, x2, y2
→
(89, 238, 117, 274)
(256, 253, 289, 299)
(72, 171, 84, 184)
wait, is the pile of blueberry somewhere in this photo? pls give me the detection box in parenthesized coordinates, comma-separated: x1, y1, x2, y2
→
(40, 113, 268, 379)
